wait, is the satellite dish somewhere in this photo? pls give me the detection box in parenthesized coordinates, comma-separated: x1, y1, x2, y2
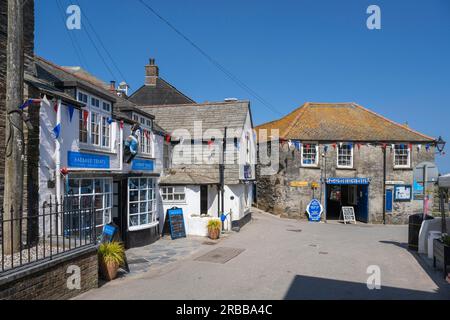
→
(414, 162, 439, 183)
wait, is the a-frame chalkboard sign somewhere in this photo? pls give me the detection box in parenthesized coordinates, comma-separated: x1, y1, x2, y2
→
(341, 206, 356, 224)
(167, 207, 187, 240)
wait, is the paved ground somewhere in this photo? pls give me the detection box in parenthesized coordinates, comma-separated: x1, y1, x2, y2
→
(78, 209, 450, 300)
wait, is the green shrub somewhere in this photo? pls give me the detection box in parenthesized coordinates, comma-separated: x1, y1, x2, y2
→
(207, 219, 221, 231)
(442, 234, 450, 246)
(98, 242, 125, 266)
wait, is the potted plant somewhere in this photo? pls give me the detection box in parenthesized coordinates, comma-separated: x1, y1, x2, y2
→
(207, 219, 222, 240)
(98, 242, 125, 281)
(433, 234, 450, 279)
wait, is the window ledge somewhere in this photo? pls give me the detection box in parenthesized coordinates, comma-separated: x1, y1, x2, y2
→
(393, 167, 413, 171)
(336, 167, 356, 171)
(136, 154, 155, 160)
(79, 145, 117, 155)
(128, 222, 159, 232)
(301, 165, 321, 170)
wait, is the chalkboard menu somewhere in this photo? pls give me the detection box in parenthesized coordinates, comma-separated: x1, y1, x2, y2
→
(341, 206, 356, 224)
(168, 207, 187, 240)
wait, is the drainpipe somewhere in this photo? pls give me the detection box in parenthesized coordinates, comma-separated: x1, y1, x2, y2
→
(382, 146, 387, 225)
(55, 99, 62, 203)
(220, 127, 227, 231)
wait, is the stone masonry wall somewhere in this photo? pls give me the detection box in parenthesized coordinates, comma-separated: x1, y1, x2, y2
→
(0, 248, 98, 300)
(257, 141, 435, 224)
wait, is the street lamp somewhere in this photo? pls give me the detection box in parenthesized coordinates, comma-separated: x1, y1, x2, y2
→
(436, 136, 446, 153)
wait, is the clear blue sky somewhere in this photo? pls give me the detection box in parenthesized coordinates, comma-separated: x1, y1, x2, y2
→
(35, 0, 450, 172)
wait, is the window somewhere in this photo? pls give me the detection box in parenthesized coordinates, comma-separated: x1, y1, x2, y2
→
(301, 143, 318, 166)
(394, 144, 411, 168)
(163, 144, 171, 169)
(246, 133, 251, 164)
(102, 117, 110, 148)
(77, 90, 112, 149)
(133, 115, 139, 122)
(133, 113, 153, 156)
(79, 110, 88, 143)
(128, 178, 157, 230)
(161, 186, 186, 203)
(91, 112, 100, 146)
(91, 97, 100, 108)
(337, 144, 353, 168)
(66, 178, 112, 229)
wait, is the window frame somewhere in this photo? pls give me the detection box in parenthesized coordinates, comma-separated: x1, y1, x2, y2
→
(301, 143, 319, 167)
(161, 186, 186, 204)
(394, 144, 411, 169)
(337, 143, 354, 169)
(132, 112, 154, 157)
(128, 177, 158, 231)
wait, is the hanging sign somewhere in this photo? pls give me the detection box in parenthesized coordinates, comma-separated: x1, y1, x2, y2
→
(327, 177, 370, 185)
(291, 181, 309, 188)
(307, 199, 323, 222)
(131, 159, 154, 171)
(341, 207, 356, 224)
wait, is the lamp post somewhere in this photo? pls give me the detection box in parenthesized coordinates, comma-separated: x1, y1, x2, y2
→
(436, 136, 446, 154)
(435, 136, 447, 234)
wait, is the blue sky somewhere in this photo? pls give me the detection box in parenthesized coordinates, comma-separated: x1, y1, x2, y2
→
(35, 0, 450, 172)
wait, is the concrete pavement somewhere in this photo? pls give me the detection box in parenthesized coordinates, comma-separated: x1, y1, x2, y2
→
(77, 209, 450, 300)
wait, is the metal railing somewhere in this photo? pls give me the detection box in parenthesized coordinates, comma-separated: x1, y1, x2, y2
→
(0, 196, 98, 274)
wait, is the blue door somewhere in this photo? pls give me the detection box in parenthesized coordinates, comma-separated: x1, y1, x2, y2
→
(386, 189, 393, 213)
(357, 185, 369, 223)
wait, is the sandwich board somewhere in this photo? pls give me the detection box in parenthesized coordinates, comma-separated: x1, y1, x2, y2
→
(341, 206, 356, 224)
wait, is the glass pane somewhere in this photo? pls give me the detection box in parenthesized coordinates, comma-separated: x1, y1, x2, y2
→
(140, 202, 147, 213)
(94, 195, 103, 210)
(104, 181, 111, 193)
(129, 179, 139, 190)
(105, 194, 111, 208)
(174, 194, 180, 201)
(95, 210, 103, 226)
(139, 214, 148, 225)
(129, 215, 139, 227)
(140, 190, 147, 201)
(68, 180, 79, 195)
(80, 180, 93, 194)
(80, 195, 92, 209)
(167, 194, 173, 201)
(104, 209, 111, 224)
(140, 178, 148, 188)
(129, 203, 139, 214)
(180, 194, 185, 201)
(130, 191, 139, 202)
(95, 180, 103, 193)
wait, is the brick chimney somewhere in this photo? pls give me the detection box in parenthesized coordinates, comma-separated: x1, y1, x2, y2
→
(145, 58, 159, 86)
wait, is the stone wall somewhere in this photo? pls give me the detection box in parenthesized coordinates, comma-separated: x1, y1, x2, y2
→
(257, 142, 435, 224)
(0, 247, 98, 300)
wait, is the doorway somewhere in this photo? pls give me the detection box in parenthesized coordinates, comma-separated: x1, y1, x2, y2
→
(326, 184, 369, 222)
(200, 185, 208, 215)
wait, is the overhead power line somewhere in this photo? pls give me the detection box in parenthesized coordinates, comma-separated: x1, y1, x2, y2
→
(136, 0, 282, 116)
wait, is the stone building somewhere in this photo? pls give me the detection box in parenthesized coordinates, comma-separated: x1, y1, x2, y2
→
(256, 102, 436, 224)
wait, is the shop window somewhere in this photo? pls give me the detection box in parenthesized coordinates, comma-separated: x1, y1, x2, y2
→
(128, 178, 157, 230)
(162, 186, 186, 203)
(394, 144, 411, 168)
(337, 144, 353, 168)
(348, 185, 358, 205)
(65, 178, 112, 229)
(301, 143, 318, 166)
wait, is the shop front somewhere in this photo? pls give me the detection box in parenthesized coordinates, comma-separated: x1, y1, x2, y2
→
(326, 178, 370, 223)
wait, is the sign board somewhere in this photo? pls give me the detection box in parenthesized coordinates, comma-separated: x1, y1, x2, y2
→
(306, 199, 323, 222)
(413, 179, 424, 200)
(290, 181, 309, 188)
(167, 207, 187, 240)
(341, 207, 356, 224)
(132, 159, 154, 171)
(311, 182, 320, 189)
(414, 162, 439, 183)
(327, 178, 370, 185)
(386, 181, 405, 185)
(394, 185, 412, 202)
(68, 151, 110, 169)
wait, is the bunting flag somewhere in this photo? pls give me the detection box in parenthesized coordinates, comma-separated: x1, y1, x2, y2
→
(356, 143, 362, 151)
(288, 140, 293, 150)
(120, 120, 124, 129)
(53, 124, 61, 139)
(409, 143, 413, 151)
(68, 104, 75, 123)
(332, 143, 336, 150)
(293, 141, 301, 151)
(339, 142, 343, 148)
(53, 100, 59, 113)
(208, 140, 214, 149)
(83, 110, 89, 126)
(166, 134, 171, 143)
(391, 144, 395, 150)
(19, 99, 41, 110)
(42, 95, 50, 107)
(425, 144, 431, 152)
(107, 117, 114, 125)
(324, 144, 329, 153)
(417, 144, 422, 152)
(382, 143, 387, 150)
(144, 129, 150, 139)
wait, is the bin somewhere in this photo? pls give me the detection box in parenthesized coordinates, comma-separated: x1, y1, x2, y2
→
(408, 214, 434, 251)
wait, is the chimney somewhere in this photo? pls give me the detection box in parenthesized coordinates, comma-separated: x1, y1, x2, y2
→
(109, 80, 116, 92)
(145, 58, 159, 86)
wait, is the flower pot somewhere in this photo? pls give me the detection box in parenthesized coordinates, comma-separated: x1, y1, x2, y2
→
(208, 228, 220, 240)
(99, 259, 119, 281)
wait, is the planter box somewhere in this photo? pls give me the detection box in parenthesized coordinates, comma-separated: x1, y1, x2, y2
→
(433, 239, 450, 279)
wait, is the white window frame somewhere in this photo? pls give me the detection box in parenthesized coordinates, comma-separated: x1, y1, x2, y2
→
(133, 113, 153, 157)
(394, 144, 411, 168)
(161, 186, 186, 204)
(337, 144, 354, 169)
(128, 177, 158, 231)
(65, 177, 113, 229)
(77, 89, 112, 150)
(301, 143, 319, 167)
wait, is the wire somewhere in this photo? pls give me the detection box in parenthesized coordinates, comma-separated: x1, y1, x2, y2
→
(60, 0, 118, 82)
(136, 0, 282, 116)
(71, 0, 129, 84)
(55, 0, 90, 71)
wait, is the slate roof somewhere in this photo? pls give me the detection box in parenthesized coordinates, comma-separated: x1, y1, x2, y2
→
(160, 166, 220, 185)
(140, 101, 251, 138)
(129, 78, 195, 106)
(256, 102, 434, 143)
(34, 56, 117, 103)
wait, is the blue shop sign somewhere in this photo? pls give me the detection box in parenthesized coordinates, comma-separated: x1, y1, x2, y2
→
(307, 199, 323, 222)
(327, 177, 370, 185)
(132, 159, 154, 171)
(68, 151, 110, 169)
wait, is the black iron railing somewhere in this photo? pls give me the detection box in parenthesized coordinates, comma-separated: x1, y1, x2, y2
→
(0, 196, 98, 274)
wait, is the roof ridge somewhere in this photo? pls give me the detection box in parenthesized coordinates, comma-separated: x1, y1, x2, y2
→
(158, 77, 196, 103)
(353, 103, 435, 141)
(140, 100, 250, 108)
